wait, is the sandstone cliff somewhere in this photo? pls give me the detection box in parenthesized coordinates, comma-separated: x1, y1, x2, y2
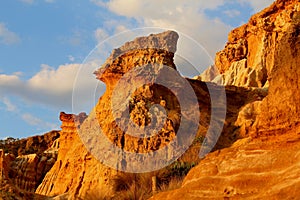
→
(36, 31, 195, 199)
(3, 1, 300, 198)
(0, 130, 59, 199)
(36, 112, 122, 199)
(151, 131, 300, 200)
(152, 0, 300, 199)
(0, 130, 60, 157)
(34, 29, 268, 199)
(200, 0, 300, 88)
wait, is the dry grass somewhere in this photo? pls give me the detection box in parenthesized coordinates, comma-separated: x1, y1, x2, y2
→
(84, 162, 195, 200)
(158, 176, 183, 192)
(58, 160, 195, 200)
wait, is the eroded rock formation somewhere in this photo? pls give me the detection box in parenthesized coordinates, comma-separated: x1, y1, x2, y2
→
(152, 0, 300, 199)
(2, 1, 300, 198)
(36, 31, 188, 199)
(200, 0, 300, 88)
(93, 31, 181, 154)
(0, 130, 60, 157)
(151, 131, 300, 199)
(0, 131, 59, 199)
(34, 30, 267, 199)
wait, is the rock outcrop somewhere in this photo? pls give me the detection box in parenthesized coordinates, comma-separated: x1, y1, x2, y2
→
(0, 130, 60, 157)
(200, 0, 300, 88)
(35, 30, 267, 199)
(93, 30, 181, 154)
(0, 149, 50, 199)
(36, 112, 123, 199)
(0, 131, 60, 195)
(9, 151, 58, 192)
(36, 31, 189, 199)
(151, 131, 300, 200)
(3, 1, 300, 197)
(254, 5, 300, 136)
(152, 0, 300, 199)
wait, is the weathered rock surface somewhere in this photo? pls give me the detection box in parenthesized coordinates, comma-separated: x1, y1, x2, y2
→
(36, 31, 189, 198)
(0, 130, 60, 197)
(200, 0, 300, 88)
(3, 1, 300, 197)
(9, 152, 58, 193)
(254, 6, 300, 136)
(151, 130, 300, 200)
(36, 112, 123, 199)
(0, 130, 60, 157)
(0, 149, 50, 200)
(152, 0, 300, 199)
(34, 30, 268, 199)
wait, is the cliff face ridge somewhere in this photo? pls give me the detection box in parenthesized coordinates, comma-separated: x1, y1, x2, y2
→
(200, 0, 300, 88)
(34, 30, 262, 199)
(0, 131, 59, 199)
(152, 0, 300, 199)
(2, 1, 300, 198)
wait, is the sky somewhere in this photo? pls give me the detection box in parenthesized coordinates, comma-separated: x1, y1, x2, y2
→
(0, 0, 274, 139)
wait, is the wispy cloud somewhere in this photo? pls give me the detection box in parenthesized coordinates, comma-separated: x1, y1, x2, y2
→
(68, 55, 75, 62)
(61, 30, 88, 47)
(21, 113, 58, 130)
(223, 10, 241, 18)
(94, 28, 109, 43)
(0, 23, 20, 45)
(0, 97, 17, 112)
(238, 0, 274, 12)
(0, 97, 58, 130)
(90, 0, 106, 7)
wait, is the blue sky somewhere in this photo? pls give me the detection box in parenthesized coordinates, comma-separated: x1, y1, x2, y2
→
(0, 0, 274, 139)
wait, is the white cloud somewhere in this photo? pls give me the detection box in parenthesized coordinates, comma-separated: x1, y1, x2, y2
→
(223, 10, 241, 18)
(21, 113, 58, 130)
(28, 64, 79, 94)
(97, 0, 230, 57)
(0, 97, 17, 112)
(248, 0, 274, 12)
(0, 62, 102, 112)
(95, 28, 109, 43)
(106, 0, 225, 18)
(92, 0, 275, 57)
(114, 25, 129, 34)
(90, 0, 106, 7)
(0, 23, 20, 45)
(237, 0, 274, 13)
(68, 55, 75, 62)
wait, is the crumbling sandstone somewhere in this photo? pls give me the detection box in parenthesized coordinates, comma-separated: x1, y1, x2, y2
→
(200, 0, 300, 88)
(152, 0, 300, 199)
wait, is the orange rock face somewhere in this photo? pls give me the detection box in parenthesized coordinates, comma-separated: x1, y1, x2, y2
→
(0, 131, 59, 199)
(203, 0, 300, 88)
(36, 31, 194, 198)
(34, 30, 266, 199)
(4, 1, 300, 198)
(93, 31, 181, 154)
(152, 0, 300, 199)
(151, 131, 300, 200)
